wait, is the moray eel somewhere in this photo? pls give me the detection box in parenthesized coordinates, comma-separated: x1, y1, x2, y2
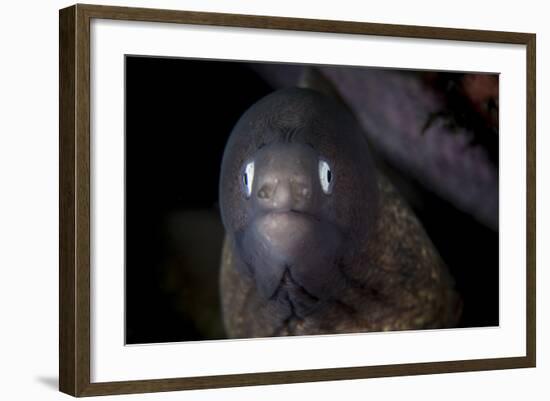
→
(219, 88, 461, 338)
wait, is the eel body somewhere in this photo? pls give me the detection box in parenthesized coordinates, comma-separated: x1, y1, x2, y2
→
(219, 88, 461, 338)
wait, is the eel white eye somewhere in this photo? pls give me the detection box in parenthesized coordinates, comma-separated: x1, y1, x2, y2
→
(242, 161, 255, 198)
(319, 160, 333, 194)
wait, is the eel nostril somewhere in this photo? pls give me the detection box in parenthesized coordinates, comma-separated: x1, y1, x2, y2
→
(257, 179, 311, 208)
(292, 182, 311, 201)
(257, 182, 276, 200)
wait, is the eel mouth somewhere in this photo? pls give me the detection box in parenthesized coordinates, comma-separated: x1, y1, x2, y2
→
(253, 210, 320, 256)
(237, 209, 346, 316)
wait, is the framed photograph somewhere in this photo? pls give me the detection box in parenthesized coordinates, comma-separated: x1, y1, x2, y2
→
(59, 4, 536, 397)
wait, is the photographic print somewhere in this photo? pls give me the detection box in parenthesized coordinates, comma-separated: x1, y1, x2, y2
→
(59, 5, 535, 395)
(124, 57, 499, 344)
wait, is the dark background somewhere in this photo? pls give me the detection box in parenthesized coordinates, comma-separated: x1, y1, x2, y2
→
(125, 56, 499, 344)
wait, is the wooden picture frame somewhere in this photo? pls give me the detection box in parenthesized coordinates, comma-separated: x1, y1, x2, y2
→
(59, 3, 536, 397)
